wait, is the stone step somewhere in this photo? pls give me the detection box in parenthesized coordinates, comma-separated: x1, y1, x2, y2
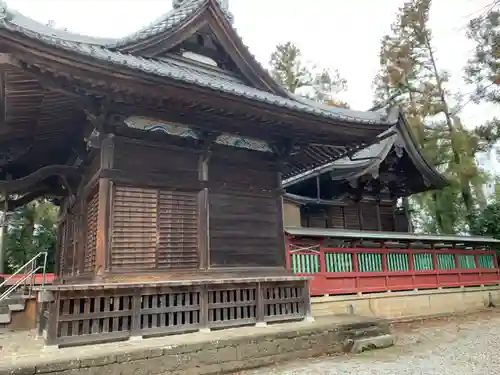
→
(347, 325, 391, 340)
(0, 294, 28, 327)
(8, 303, 25, 312)
(349, 334, 396, 353)
(0, 312, 10, 324)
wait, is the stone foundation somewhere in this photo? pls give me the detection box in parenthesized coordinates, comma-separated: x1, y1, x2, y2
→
(313, 285, 500, 319)
(0, 315, 393, 375)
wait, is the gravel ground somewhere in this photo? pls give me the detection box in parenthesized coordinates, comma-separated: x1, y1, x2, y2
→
(237, 310, 500, 375)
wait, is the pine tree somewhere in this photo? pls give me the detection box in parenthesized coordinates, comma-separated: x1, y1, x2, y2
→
(269, 42, 349, 107)
(373, 0, 488, 233)
(465, 3, 500, 105)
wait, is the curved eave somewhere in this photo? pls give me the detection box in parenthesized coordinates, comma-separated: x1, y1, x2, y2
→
(0, 28, 397, 142)
(4, 8, 116, 46)
(282, 113, 448, 195)
(282, 127, 397, 188)
(396, 114, 449, 192)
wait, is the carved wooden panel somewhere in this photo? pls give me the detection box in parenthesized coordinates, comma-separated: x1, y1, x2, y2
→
(209, 192, 282, 267)
(84, 189, 99, 273)
(111, 186, 157, 269)
(157, 190, 199, 269)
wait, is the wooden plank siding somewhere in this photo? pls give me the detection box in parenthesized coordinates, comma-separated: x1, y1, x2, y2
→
(209, 192, 282, 267)
(208, 155, 284, 268)
(300, 200, 401, 233)
(55, 135, 289, 280)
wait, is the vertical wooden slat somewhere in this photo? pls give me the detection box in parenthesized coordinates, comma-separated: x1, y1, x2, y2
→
(198, 188, 209, 269)
(256, 282, 265, 324)
(157, 190, 199, 269)
(111, 186, 157, 269)
(84, 188, 99, 273)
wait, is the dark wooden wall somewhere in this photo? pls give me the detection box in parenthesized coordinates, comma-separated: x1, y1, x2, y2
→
(57, 183, 98, 280)
(56, 134, 286, 279)
(301, 199, 402, 232)
(208, 154, 283, 267)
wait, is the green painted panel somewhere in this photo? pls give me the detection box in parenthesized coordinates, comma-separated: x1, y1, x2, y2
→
(458, 255, 476, 269)
(325, 252, 353, 273)
(358, 253, 382, 272)
(291, 253, 320, 273)
(387, 253, 409, 271)
(437, 253, 456, 270)
(478, 254, 495, 269)
(413, 253, 434, 270)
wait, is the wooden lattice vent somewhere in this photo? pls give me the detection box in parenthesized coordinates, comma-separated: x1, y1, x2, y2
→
(48, 281, 307, 346)
(110, 185, 199, 270)
(84, 190, 99, 273)
(157, 190, 199, 269)
(111, 186, 158, 269)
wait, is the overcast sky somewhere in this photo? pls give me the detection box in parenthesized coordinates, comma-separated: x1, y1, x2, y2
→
(6, 0, 500, 170)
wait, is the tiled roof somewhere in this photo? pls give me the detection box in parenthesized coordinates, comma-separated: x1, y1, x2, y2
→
(1, 5, 115, 46)
(0, 0, 398, 126)
(110, 0, 207, 49)
(282, 128, 398, 187)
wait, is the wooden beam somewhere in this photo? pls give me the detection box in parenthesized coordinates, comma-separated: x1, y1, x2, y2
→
(0, 165, 81, 193)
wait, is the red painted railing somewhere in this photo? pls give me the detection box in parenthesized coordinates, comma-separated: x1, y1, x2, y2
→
(286, 236, 500, 296)
(0, 273, 55, 286)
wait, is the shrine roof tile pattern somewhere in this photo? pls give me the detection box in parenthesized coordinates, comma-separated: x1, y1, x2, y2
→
(110, 0, 207, 48)
(0, 0, 399, 126)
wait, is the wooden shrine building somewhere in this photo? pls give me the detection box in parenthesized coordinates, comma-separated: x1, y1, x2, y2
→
(0, 0, 401, 346)
(280, 116, 500, 297)
(282, 120, 448, 232)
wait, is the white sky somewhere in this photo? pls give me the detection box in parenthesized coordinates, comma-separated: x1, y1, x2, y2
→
(6, 0, 500, 170)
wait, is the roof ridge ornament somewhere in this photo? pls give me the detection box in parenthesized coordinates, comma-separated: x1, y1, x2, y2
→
(172, 0, 233, 23)
(172, 0, 193, 9)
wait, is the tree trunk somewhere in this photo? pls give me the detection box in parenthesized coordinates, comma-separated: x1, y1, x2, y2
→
(424, 34, 475, 225)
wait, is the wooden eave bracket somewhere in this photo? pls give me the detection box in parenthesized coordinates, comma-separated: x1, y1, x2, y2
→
(0, 165, 82, 193)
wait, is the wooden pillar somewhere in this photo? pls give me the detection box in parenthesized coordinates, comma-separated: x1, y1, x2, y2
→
(374, 182, 382, 231)
(375, 202, 382, 231)
(403, 197, 413, 233)
(0, 189, 6, 274)
(198, 188, 209, 269)
(357, 200, 363, 230)
(198, 134, 216, 270)
(95, 135, 114, 276)
(315, 175, 321, 201)
(391, 198, 397, 232)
